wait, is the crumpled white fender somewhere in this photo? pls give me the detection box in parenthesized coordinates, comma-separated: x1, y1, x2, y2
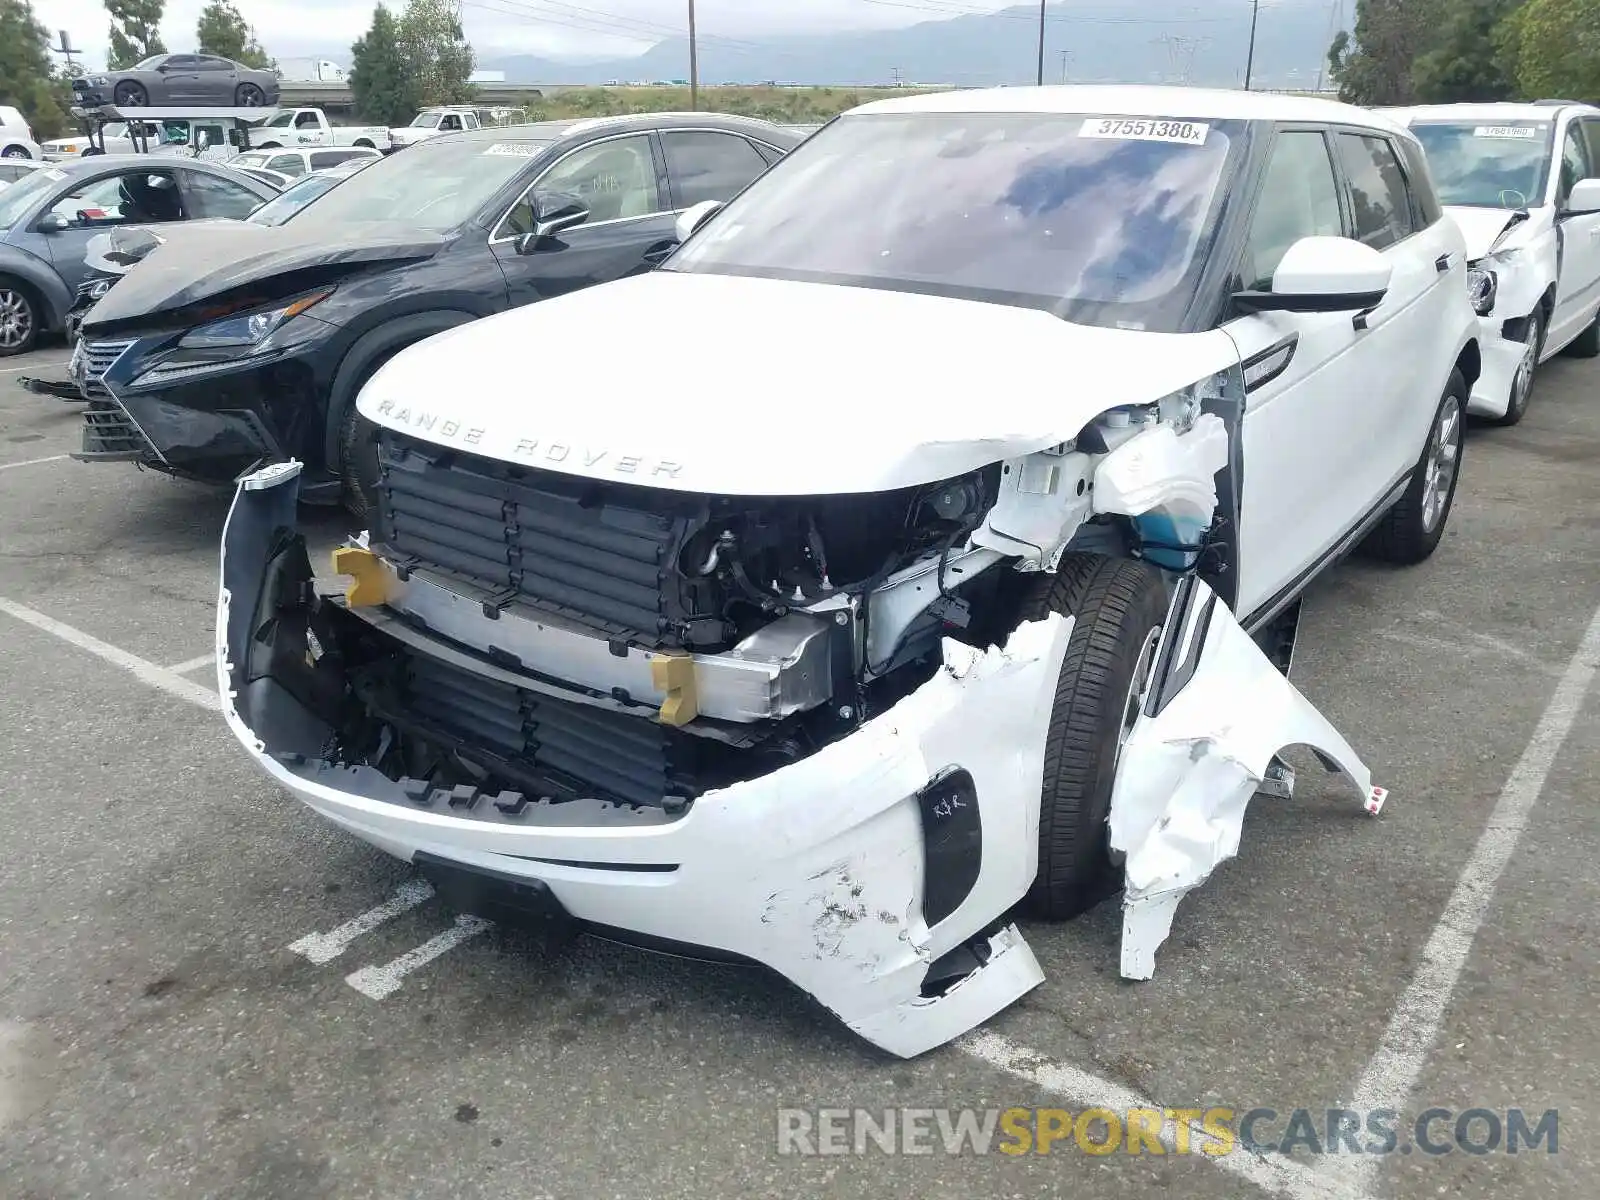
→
(1109, 576, 1382, 980)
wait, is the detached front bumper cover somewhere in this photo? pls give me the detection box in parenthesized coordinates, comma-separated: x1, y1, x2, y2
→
(218, 463, 1384, 1055)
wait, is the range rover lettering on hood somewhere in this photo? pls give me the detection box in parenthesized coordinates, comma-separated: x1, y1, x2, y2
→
(370, 398, 685, 479)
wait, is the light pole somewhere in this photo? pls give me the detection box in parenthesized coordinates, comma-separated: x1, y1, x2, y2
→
(688, 0, 699, 110)
(1243, 0, 1260, 90)
(1036, 0, 1046, 85)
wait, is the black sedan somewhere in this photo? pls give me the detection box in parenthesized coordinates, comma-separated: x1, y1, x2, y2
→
(75, 112, 805, 517)
(72, 54, 282, 109)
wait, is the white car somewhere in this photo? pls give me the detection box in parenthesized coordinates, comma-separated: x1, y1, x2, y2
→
(218, 86, 1479, 1058)
(388, 106, 482, 150)
(1, 105, 40, 160)
(226, 145, 381, 182)
(1384, 102, 1600, 424)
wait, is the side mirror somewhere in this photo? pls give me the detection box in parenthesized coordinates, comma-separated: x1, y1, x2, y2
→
(1563, 177, 1600, 216)
(674, 199, 722, 244)
(514, 193, 589, 254)
(37, 212, 71, 233)
(1233, 236, 1392, 314)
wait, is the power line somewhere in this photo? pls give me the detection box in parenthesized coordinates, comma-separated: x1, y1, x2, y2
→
(859, 0, 1284, 27)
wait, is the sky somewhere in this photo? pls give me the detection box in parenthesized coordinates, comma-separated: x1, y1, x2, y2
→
(40, 0, 1031, 69)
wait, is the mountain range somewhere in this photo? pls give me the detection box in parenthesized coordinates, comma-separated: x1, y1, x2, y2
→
(474, 2, 1345, 90)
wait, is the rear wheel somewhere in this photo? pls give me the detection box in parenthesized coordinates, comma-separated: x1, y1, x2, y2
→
(1492, 307, 1543, 427)
(236, 83, 266, 107)
(1563, 308, 1600, 359)
(1360, 368, 1465, 564)
(0, 279, 40, 357)
(1, 145, 30, 159)
(1021, 553, 1169, 920)
(113, 81, 147, 107)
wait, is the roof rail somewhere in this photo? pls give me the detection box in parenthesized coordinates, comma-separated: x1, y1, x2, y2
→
(1531, 98, 1580, 106)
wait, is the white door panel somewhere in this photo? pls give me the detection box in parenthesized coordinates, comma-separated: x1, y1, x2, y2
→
(1551, 213, 1600, 347)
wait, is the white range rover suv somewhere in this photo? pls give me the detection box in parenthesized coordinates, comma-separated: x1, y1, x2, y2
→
(1384, 101, 1600, 424)
(218, 87, 1479, 1058)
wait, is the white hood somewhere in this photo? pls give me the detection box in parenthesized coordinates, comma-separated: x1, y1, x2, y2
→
(1446, 205, 1540, 261)
(359, 271, 1242, 496)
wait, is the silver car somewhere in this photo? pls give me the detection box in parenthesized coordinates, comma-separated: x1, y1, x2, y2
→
(72, 54, 282, 109)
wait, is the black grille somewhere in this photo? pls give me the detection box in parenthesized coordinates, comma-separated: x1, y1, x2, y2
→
(395, 649, 694, 809)
(376, 433, 701, 646)
(79, 337, 136, 399)
(80, 400, 155, 459)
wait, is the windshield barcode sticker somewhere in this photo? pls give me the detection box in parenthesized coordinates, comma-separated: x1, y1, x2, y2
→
(1081, 118, 1209, 145)
(483, 143, 540, 156)
(1474, 126, 1539, 138)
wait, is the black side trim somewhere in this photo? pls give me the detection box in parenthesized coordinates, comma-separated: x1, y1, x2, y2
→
(1232, 288, 1387, 315)
(507, 856, 678, 874)
(1241, 473, 1410, 634)
(915, 768, 982, 928)
(1145, 575, 1216, 719)
(1241, 333, 1298, 392)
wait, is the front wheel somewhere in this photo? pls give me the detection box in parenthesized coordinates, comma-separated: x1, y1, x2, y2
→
(0, 280, 40, 357)
(1360, 368, 1466, 565)
(1493, 308, 1544, 427)
(1021, 553, 1169, 920)
(113, 81, 147, 107)
(1, 145, 30, 160)
(338, 404, 382, 524)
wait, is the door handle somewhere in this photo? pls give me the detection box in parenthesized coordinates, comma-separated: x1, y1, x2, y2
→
(1435, 253, 1452, 273)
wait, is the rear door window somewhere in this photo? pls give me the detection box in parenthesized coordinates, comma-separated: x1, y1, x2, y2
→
(1334, 132, 1417, 250)
(662, 130, 771, 207)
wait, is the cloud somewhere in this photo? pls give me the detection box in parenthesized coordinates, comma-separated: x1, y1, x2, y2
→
(45, 0, 1022, 68)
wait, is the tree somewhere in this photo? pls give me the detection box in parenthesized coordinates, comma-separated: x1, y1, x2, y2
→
(197, 1, 272, 69)
(106, 0, 167, 71)
(398, 0, 475, 106)
(1503, 0, 1600, 99)
(350, 4, 419, 126)
(1328, 0, 1447, 106)
(0, 0, 71, 139)
(1411, 0, 1524, 102)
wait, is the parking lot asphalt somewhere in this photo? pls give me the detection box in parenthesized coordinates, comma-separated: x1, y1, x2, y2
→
(0, 339, 1596, 1200)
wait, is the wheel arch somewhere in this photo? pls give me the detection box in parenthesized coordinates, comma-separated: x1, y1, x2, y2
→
(0, 260, 70, 330)
(1454, 336, 1482, 390)
(321, 309, 480, 467)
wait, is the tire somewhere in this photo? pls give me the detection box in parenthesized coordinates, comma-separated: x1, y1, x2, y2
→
(1360, 368, 1466, 565)
(113, 81, 147, 107)
(1, 145, 30, 159)
(354, 139, 375, 149)
(1492, 306, 1544, 427)
(0, 278, 40, 358)
(338, 403, 383, 524)
(1563, 308, 1600, 359)
(1020, 552, 1170, 920)
(236, 83, 266, 107)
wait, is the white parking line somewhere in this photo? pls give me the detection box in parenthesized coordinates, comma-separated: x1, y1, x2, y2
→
(0, 597, 216, 711)
(344, 915, 493, 1000)
(287, 879, 437, 965)
(1309, 598, 1600, 1200)
(0, 455, 67, 473)
(163, 654, 217, 675)
(0, 361, 70, 375)
(959, 1030, 1317, 1197)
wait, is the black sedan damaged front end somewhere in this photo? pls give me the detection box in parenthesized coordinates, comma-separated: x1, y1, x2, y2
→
(75, 283, 346, 485)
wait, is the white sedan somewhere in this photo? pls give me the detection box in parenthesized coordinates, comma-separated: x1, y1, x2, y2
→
(218, 85, 1480, 1057)
(1385, 101, 1600, 424)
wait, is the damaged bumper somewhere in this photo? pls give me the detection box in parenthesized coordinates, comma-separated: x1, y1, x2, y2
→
(219, 461, 1068, 1058)
(1467, 313, 1532, 419)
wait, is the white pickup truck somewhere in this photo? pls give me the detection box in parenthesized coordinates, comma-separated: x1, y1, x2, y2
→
(249, 107, 388, 151)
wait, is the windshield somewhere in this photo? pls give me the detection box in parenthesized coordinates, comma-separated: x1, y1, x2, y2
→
(232, 151, 273, 168)
(247, 174, 344, 226)
(0, 169, 60, 230)
(264, 111, 298, 129)
(133, 56, 164, 70)
(666, 112, 1242, 330)
(1409, 121, 1554, 208)
(410, 112, 443, 128)
(280, 137, 552, 230)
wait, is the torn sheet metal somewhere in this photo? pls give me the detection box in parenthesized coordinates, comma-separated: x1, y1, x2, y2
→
(1109, 575, 1379, 981)
(218, 461, 1074, 1058)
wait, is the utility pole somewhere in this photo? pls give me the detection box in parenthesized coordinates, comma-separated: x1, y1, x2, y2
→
(1243, 0, 1260, 90)
(1059, 49, 1070, 83)
(1036, 0, 1046, 86)
(688, 0, 699, 110)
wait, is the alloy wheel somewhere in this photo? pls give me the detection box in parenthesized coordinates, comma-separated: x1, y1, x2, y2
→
(1509, 310, 1542, 416)
(0, 288, 35, 351)
(1421, 393, 1462, 533)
